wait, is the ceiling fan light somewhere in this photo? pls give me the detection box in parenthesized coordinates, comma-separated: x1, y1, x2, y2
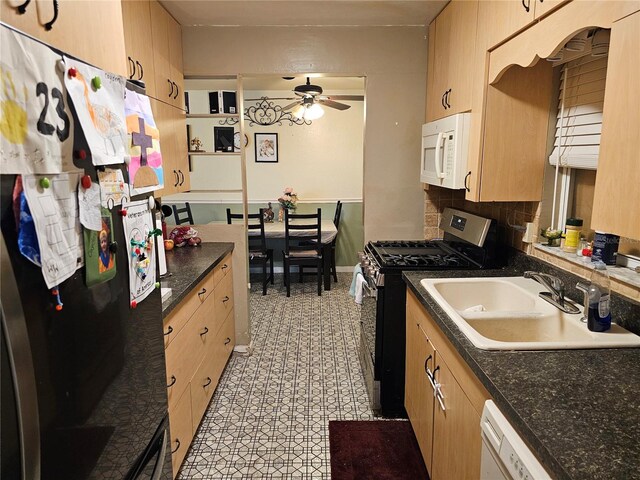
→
(304, 103, 324, 120)
(291, 104, 306, 119)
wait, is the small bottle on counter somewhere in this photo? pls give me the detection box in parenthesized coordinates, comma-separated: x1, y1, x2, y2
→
(586, 261, 612, 332)
(562, 218, 583, 253)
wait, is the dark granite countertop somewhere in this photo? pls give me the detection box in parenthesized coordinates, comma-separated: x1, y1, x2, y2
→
(161, 243, 234, 318)
(403, 268, 640, 480)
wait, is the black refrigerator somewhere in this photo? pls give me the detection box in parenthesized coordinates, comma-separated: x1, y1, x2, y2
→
(0, 35, 171, 480)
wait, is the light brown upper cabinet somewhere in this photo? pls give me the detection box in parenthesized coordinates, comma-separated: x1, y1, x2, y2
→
(150, 0, 184, 109)
(121, 0, 156, 97)
(464, 0, 639, 202)
(591, 11, 640, 240)
(534, 0, 571, 19)
(1, 0, 126, 75)
(483, 0, 572, 49)
(425, 0, 478, 122)
(152, 100, 189, 198)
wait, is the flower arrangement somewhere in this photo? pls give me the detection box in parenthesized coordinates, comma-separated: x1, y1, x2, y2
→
(278, 187, 298, 210)
(190, 137, 203, 152)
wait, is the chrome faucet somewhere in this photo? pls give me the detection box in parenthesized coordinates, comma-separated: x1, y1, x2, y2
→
(523, 271, 581, 314)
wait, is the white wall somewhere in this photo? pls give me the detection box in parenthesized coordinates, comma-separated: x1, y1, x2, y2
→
(187, 88, 364, 203)
(181, 26, 428, 241)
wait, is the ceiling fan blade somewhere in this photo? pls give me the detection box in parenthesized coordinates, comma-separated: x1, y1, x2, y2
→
(319, 99, 351, 111)
(325, 95, 364, 101)
(283, 101, 301, 111)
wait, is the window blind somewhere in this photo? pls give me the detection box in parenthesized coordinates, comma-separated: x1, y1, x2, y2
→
(549, 55, 608, 169)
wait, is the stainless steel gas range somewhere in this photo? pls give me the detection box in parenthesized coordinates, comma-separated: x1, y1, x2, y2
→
(358, 208, 500, 417)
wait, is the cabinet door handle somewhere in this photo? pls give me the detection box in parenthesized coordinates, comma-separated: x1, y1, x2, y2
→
(222, 264, 228, 271)
(198, 288, 207, 299)
(168, 79, 174, 98)
(178, 170, 185, 186)
(441, 92, 446, 109)
(173, 82, 179, 99)
(222, 296, 230, 303)
(173, 170, 179, 187)
(127, 57, 136, 80)
(445, 89, 451, 109)
(200, 326, 209, 337)
(44, 0, 59, 31)
(522, 0, 530, 12)
(171, 439, 180, 454)
(164, 325, 173, 336)
(464, 171, 471, 192)
(224, 337, 231, 345)
(136, 60, 143, 80)
(167, 375, 176, 388)
(203, 377, 212, 387)
(424, 354, 434, 380)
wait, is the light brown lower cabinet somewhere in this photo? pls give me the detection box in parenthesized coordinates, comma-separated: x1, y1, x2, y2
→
(405, 289, 490, 480)
(164, 253, 235, 478)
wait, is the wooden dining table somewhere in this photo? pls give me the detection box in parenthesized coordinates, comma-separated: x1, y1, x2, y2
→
(259, 219, 338, 291)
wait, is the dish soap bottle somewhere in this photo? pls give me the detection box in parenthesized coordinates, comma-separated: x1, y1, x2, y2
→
(587, 261, 612, 332)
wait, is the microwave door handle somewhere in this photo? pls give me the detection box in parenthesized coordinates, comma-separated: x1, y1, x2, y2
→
(434, 132, 445, 179)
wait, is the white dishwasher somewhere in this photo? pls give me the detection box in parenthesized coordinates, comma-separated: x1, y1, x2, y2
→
(480, 400, 551, 480)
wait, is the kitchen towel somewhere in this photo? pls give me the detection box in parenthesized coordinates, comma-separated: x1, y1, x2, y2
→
(354, 274, 365, 305)
(349, 264, 363, 297)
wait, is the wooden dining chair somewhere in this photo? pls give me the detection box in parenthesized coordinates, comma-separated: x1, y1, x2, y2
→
(299, 200, 342, 283)
(283, 208, 323, 297)
(172, 202, 194, 225)
(226, 208, 274, 295)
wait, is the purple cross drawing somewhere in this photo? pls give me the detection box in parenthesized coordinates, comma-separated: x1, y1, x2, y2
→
(131, 117, 153, 167)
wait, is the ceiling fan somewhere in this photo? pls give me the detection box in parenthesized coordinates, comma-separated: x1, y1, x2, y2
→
(281, 77, 364, 115)
(246, 77, 364, 121)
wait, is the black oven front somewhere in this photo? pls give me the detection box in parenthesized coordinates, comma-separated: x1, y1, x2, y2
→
(358, 248, 409, 418)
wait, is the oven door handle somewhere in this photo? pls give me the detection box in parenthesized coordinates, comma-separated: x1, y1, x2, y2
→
(362, 280, 377, 299)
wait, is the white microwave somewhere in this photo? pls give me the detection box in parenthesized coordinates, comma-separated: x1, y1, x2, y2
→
(420, 113, 471, 189)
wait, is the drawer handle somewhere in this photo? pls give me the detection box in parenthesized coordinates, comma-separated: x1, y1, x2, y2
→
(200, 326, 209, 337)
(198, 288, 207, 299)
(171, 439, 180, 454)
(167, 375, 176, 388)
(203, 377, 212, 387)
(164, 325, 173, 336)
(224, 337, 231, 345)
(222, 296, 230, 303)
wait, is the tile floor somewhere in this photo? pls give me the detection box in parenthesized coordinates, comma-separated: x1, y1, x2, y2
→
(178, 273, 375, 479)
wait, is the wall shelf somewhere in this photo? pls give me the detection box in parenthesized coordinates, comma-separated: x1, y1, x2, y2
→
(188, 151, 239, 156)
(186, 113, 239, 119)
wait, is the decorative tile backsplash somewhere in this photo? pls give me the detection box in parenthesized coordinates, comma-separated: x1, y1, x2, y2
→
(423, 185, 640, 301)
(423, 185, 538, 252)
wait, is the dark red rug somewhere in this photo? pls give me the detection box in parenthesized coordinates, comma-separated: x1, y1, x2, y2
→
(329, 420, 429, 480)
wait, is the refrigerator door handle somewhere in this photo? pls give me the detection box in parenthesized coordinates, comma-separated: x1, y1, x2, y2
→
(1, 234, 41, 480)
(149, 428, 168, 480)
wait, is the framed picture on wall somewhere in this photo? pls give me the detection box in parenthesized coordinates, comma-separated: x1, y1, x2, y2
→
(255, 133, 278, 163)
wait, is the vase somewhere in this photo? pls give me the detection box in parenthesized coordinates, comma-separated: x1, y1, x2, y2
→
(278, 208, 284, 223)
